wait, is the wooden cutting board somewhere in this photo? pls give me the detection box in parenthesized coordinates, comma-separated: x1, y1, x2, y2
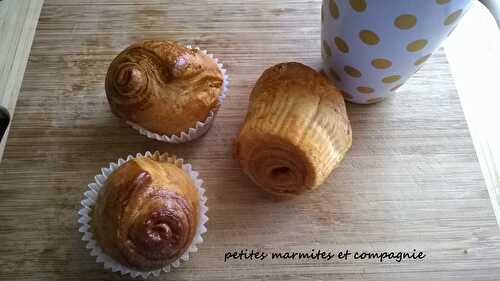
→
(1, 0, 500, 280)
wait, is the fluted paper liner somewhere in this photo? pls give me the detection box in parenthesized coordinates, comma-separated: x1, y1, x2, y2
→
(78, 151, 208, 279)
(126, 46, 229, 144)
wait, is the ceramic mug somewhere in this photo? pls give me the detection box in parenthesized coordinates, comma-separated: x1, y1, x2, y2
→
(321, 0, 499, 104)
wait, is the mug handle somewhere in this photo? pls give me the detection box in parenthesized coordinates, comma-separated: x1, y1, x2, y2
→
(480, 0, 500, 28)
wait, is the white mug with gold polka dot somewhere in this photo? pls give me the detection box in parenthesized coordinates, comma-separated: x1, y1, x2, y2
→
(321, 0, 499, 104)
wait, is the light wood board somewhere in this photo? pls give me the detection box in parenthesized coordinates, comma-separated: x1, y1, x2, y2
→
(1, 1, 500, 280)
(0, 0, 44, 161)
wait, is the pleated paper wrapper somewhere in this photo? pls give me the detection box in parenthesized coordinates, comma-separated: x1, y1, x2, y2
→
(78, 151, 208, 279)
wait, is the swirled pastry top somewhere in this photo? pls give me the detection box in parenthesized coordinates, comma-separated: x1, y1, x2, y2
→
(91, 157, 199, 271)
(105, 40, 224, 135)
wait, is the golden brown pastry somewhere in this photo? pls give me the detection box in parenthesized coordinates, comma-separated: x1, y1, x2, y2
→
(105, 40, 224, 135)
(91, 157, 199, 271)
(236, 62, 352, 195)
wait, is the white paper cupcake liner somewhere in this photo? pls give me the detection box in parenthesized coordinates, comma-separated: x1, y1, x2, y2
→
(78, 151, 208, 279)
(127, 45, 229, 144)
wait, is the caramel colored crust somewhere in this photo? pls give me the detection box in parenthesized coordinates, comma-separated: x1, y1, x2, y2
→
(105, 40, 223, 135)
(91, 157, 199, 271)
(236, 62, 352, 195)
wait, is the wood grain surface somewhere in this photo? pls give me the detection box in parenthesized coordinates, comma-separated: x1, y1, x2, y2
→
(0, 0, 44, 160)
(1, 0, 500, 280)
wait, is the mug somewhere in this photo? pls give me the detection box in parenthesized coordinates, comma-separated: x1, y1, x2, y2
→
(321, 0, 499, 104)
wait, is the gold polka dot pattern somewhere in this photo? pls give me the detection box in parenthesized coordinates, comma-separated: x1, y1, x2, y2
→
(414, 54, 432, 66)
(382, 75, 401, 84)
(444, 10, 462, 26)
(335, 37, 350, 53)
(357, 86, 374, 94)
(323, 40, 332, 57)
(394, 14, 417, 30)
(371, 58, 392, 69)
(329, 0, 339, 19)
(436, 0, 450, 5)
(359, 30, 380, 45)
(349, 0, 367, 12)
(320, 0, 470, 104)
(344, 65, 362, 78)
(407, 39, 428, 52)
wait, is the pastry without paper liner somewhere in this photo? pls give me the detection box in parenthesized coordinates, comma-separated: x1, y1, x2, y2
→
(236, 62, 352, 195)
(91, 156, 199, 272)
(105, 40, 224, 136)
